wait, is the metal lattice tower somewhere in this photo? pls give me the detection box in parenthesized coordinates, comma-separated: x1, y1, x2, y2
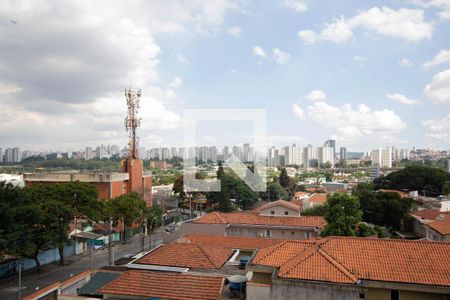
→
(124, 88, 142, 159)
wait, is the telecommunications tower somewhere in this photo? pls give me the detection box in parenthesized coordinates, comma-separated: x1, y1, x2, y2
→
(124, 88, 142, 159)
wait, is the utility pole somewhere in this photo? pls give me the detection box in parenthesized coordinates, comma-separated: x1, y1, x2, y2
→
(108, 216, 113, 265)
(17, 263, 21, 300)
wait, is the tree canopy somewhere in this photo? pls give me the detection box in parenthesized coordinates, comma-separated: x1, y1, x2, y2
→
(373, 165, 450, 196)
(321, 193, 363, 237)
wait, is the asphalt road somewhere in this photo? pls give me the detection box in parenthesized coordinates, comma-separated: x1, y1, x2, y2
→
(0, 232, 162, 300)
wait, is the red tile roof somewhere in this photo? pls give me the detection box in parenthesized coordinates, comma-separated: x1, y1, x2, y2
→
(307, 193, 327, 203)
(98, 270, 223, 300)
(258, 200, 300, 212)
(411, 209, 450, 235)
(294, 191, 310, 198)
(179, 234, 285, 250)
(135, 242, 232, 269)
(289, 199, 303, 207)
(251, 237, 450, 287)
(194, 212, 326, 228)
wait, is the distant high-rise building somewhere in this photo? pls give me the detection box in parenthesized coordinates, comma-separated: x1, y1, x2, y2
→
(303, 144, 318, 169)
(232, 146, 242, 161)
(5, 148, 13, 163)
(324, 139, 336, 158)
(0, 148, 3, 163)
(243, 143, 250, 162)
(85, 147, 93, 160)
(222, 146, 229, 160)
(371, 147, 392, 168)
(12, 147, 20, 163)
(339, 147, 347, 160)
(318, 146, 334, 167)
(22, 150, 33, 161)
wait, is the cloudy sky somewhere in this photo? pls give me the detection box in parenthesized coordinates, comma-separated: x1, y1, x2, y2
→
(0, 0, 449, 152)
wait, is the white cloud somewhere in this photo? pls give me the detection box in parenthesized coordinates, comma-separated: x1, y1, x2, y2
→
(272, 48, 291, 64)
(386, 93, 421, 105)
(0, 0, 246, 149)
(399, 58, 414, 67)
(305, 90, 327, 101)
(300, 102, 407, 144)
(410, 0, 450, 20)
(292, 104, 305, 120)
(422, 49, 450, 68)
(227, 26, 241, 38)
(298, 30, 317, 45)
(424, 69, 450, 104)
(0, 82, 21, 96)
(320, 16, 354, 43)
(299, 6, 433, 45)
(423, 114, 450, 143)
(252, 46, 268, 58)
(168, 76, 183, 89)
(280, 0, 307, 13)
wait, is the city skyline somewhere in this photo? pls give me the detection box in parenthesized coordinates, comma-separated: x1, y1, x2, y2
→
(0, 1, 449, 151)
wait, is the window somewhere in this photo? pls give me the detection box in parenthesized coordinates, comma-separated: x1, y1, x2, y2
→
(270, 211, 275, 215)
(291, 231, 295, 235)
(391, 290, 399, 300)
(359, 293, 365, 299)
(265, 230, 272, 237)
(248, 229, 257, 236)
(304, 232, 311, 239)
(229, 228, 241, 235)
(284, 211, 289, 215)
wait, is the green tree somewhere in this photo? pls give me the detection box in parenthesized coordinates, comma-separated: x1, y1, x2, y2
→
(216, 162, 233, 212)
(374, 165, 450, 196)
(324, 172, 334, 182)
(443, 181, 450, 195)
(278, 168, 293, 195)
(261, 181, 288, 201)
(321, 193, 362, 237)
(145, 204, 163, 233)
(108, 192, 146, 242)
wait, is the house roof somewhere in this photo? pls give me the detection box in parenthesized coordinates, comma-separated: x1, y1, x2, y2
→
(294, 191, 310, 197)
(179, 234, 285, 250)
(258, 200, 300, 212)
(289, 199, 303, 207)
(307, 193, 327, 204)
(411, 209, 450, 235)
(98, 270, 223, 300)
(426, 214, 450, 235)
(251, 237, 450, 287)
(134, 242, 233, 269)
(77, 271, 120, 297)
(193, 212, 326, 229)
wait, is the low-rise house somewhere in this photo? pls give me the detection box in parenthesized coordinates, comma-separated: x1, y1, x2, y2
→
(246, 237, 450, 300)
(301, 193, 327, 210)
(411, 209, 450, 242)
(293, 191, 310, 200)
(175, 211, 326, 240)
(257, 200, 301, 216)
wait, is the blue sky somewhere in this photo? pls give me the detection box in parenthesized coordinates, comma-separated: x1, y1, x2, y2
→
(0, 0, 449, 152)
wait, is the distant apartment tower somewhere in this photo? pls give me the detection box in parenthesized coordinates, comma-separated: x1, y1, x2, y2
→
(303, 144, 318, 169)
(4, 148, 13, 163)
(0, 148, 3, 163)
(12, 147, 20, 162)
(339, 147, 347, 160)
(85, 147, 93, 160)
(324, 139, 336, 158)
(318, 146, 334, 167)
(371, 147, 392, 168)
(232, 146, 242, 161)
(222, 146, 229, 160)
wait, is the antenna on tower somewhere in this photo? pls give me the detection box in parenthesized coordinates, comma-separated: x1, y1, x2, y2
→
(124, 88, 142, 159)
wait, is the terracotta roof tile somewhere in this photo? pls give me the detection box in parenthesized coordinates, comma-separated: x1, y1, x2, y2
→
(251, 237, 450, 287)
(98, 270, 223, 300)
(258, 200, 300, 212)
(294, 191, 310, 197)
(135, 242, 232, 269)
(194, 212, 326, 228)
(289, 199, 303, 207)
(179, 234, 285, 250)
(307, 193, 327, 203)
(278, 245, 357, 284)
(411, 209, 445, 220)
(426, 215, 450, 235)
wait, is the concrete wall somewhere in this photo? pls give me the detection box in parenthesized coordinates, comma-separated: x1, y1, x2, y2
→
(366, 288, 450, 300)
(270, 280, 362, 300)
(227, 226, 317, 240)
(259, 206, 299, 216)
(247, 282, 271, 300)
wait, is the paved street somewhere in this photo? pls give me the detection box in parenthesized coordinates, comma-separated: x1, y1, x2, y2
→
(0, 232, 162, 300)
